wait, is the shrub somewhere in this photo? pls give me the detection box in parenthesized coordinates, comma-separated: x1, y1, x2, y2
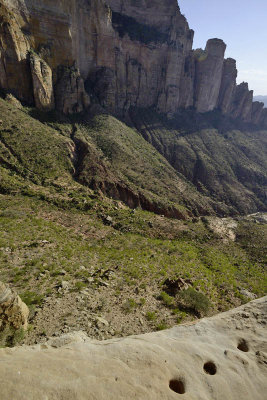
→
(159, 291, 173, 307)
(20, 291, 44, 306)
(156, 321, 168, 331)
(74, 281, 86, 291)
(177, 288, 210, 316)
(146, 311, 157, 321)
(0, 326, 25, 347)
(122, 298, 138, 313)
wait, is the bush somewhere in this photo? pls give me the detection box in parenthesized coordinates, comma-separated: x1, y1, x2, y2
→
(122, 298, 138, 313)
(20, 291, 44, 306)
(0, 326, 25, 347)
(156, 321, 168, 331)
(159, 291, 173, 307)
(146, 311, 157, 321)
(177, 288, 210, 316)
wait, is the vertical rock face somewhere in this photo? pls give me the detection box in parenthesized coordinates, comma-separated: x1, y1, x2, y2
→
(55, 65, 90, 114)
(218, 58, 237, 114)
(259, 108, 267, 127)
(231, 82, 253, 122)
(29, 52, 55, 111)
(106, 0, 180, 29)
(252, 101, 264, 125)
(0, 0, 266, 124)
(194, 39, 226, 113)
(106, 0, 194, 115)
(178, 51, 195, 109)
(0, 0, 32, 103)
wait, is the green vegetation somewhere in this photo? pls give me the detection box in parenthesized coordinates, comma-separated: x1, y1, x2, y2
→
(146, 312, 157, 321)
(122, 298, 139, 313)
(20, 291, 44, 307)
(0, 96, 266, 345)
(131, 107, 267, 215)
(159, 291, 174, 307)
(0, 326, 25, 348)
(177, 288, 211, 316)
(0, 194, 265, 315)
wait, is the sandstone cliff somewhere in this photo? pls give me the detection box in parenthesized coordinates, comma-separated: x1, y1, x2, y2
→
(0, 297, 266, 399)
(0, 0, 266, 125)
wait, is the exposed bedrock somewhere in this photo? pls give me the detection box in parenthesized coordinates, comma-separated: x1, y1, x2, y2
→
(194, 39, 226, 113)
(252, 101, 265, 125)
(55, 65, 90, 114)
(231, 82, 253, 122)
(218, 58, 237, 114)
(0, 297, 266, 399)
(29, 52, 55, 111)
(0, 0, 266, 124)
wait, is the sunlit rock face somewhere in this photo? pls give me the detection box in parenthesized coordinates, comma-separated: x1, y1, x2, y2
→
(194, 39, 226, 113)
(0, 0, 266, 124)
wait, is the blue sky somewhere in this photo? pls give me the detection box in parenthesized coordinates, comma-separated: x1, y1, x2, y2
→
(178, 0, 267, 95)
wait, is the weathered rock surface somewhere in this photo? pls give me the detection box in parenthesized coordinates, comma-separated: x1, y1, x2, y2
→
(252, 101, 265, 125)
(0, 0, 266, 124)
(218, 58, 237, 114)
(29, 52, 55, 111)
(231, 82, 253, 122)
(194, 39, 226, 113)
(0, 281, 29, 332)
(0, 297, 266, 399)
(55, 65, 90, 114)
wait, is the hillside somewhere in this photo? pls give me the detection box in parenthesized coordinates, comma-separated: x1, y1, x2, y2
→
(0, 0, 266, 363)
(0, 96, 266, 347)
(131, 108, 267, 215)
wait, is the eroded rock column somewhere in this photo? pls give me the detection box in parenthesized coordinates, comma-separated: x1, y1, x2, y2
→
(194, 39, 226, 113)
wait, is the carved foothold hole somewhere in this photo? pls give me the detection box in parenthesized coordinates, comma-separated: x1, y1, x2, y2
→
(237, 339, 249, 352)
(169, 379, 186, 394)
(203, 361, 217, 375)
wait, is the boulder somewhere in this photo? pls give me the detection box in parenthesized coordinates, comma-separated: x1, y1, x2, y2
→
(0, 281, 29, 332)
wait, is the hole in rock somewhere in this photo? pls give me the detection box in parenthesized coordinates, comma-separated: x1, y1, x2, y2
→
(169, 379, 186, 394)
(237, 339, 249, 352)
(203, 361, 217, 375)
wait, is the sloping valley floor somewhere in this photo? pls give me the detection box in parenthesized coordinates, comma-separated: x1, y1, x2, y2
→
(0, 194, 266, 345)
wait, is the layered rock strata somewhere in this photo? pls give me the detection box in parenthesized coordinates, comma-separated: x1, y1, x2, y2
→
(0, 297, 266, 399)
(0, 0, 266, 125)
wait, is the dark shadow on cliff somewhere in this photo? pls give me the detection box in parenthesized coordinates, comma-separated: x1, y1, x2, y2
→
(129, 107, 267, 215)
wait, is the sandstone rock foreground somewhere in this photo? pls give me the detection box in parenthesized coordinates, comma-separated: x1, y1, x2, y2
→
(0, 297, 266, 399)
